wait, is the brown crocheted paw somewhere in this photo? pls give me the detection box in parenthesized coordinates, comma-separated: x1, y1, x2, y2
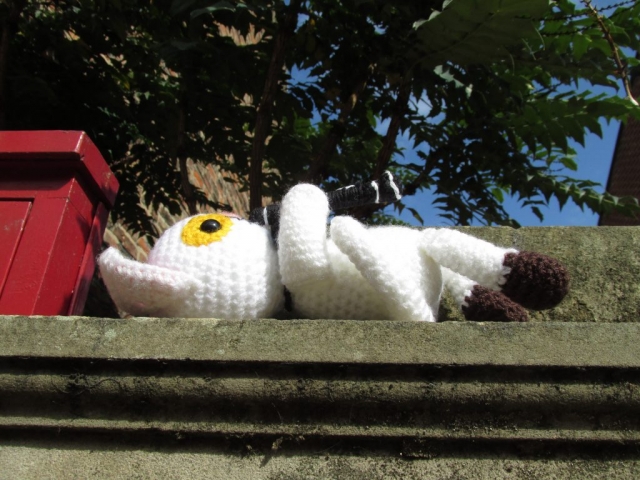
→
(462, 285, 529, 322)
(501, 251, 570, 311)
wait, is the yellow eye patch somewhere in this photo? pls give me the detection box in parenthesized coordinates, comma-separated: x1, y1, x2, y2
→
(181, 214, 233, 246)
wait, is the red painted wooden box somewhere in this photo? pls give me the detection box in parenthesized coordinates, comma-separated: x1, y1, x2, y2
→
(0, 131, 119, 315)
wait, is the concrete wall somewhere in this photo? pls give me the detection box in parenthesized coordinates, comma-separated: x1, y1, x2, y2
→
(2, 226, 640, 478)
(437, 226, 640, 323)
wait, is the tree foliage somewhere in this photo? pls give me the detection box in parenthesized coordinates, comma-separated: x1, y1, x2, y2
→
(2, 0, 639, 236)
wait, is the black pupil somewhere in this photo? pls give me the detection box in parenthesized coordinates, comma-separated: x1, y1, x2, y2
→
(200, 219, 221, 233)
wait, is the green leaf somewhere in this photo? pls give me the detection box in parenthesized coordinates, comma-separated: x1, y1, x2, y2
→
(590, 38, 612, 57)
(560, 156, 578, 171)
(407, 207, 425, 225)
(170, 0, 200, 16)
(528, 206, 543, 222)
(413, 0, 550, 66)
(191, 1, 241, 19)
(573, 34, 591, 61)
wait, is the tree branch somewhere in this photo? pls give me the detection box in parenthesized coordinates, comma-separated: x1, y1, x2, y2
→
(402, 151, 439, 197)
(374, 74, 412, 178)
(178, 157, 197, 215)
(304, 65, 374, 184)
(0, 0, 27, 129)
(351, 75, 413, 220)
(249, 0, 301, 210)
(175, 102, 197, 215)
(582, 0, 638, 106)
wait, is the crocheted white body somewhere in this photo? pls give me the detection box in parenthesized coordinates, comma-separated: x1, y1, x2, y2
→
(288, 227, 442, 321)
(278, 184, 513, 322)
(99, 184, 515, 321)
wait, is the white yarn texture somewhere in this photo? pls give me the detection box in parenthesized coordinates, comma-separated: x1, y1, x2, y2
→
(100, 184, 517, 321)
(278, 184, 442, 321)
(278, 185, 515, 322)
(99, 216, 283, 319)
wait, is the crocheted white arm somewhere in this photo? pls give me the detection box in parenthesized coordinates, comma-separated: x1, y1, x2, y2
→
(330, 216, 438, 322)
(99, 247, 203, 317)
(419, 228, 517, 290)
(278, 184, 333, 288)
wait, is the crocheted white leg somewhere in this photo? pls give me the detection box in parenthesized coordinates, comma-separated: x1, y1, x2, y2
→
(278, 184, 333, 288)
(441, 267, 475, 307)
(330, 216, 439, 322)
(98, 247, 203, 317)
(420, 228, 517, 291)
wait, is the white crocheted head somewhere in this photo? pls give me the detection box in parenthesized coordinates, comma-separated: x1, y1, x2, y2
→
(99, 213, 283, 319)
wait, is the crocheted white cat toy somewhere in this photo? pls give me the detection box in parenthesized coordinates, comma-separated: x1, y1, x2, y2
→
(99, 173, 569, 322)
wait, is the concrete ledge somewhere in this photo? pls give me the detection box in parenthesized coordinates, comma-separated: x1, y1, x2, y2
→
(2, 316, 640, 367)
(3, 226, 640, 477)
(1, 316, 640, 478)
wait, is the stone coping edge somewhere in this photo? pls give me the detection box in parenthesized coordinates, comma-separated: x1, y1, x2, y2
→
(1, 316, 639, 368)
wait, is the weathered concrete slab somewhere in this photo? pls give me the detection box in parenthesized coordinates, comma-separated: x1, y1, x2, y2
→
(1, 316, 640, 478)
(2, 316, 640, 367)
(441, 226, 640, 322)
(2, 226, 640, 478)
(2, 442, 639, 480)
